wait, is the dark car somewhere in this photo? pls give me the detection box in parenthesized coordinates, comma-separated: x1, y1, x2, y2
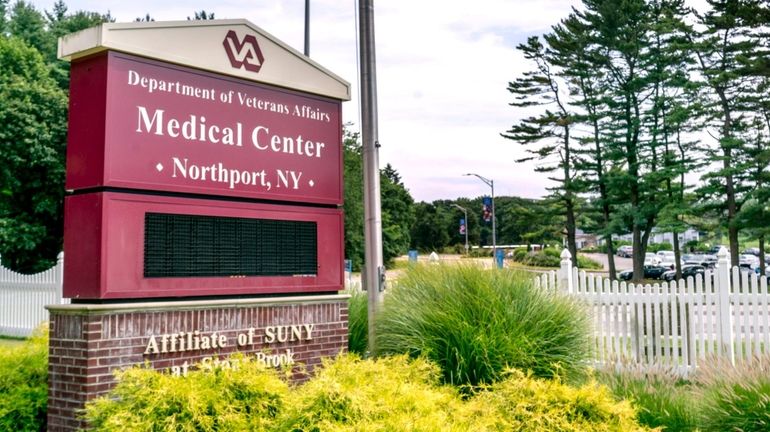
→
(683, 255, 717, 269)
(618, 265, 669, 281)
(662, 265, 706, 282)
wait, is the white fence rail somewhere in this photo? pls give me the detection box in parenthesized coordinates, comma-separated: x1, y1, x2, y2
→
(0, 253, 68, 337)
(536, 248, 770, 374)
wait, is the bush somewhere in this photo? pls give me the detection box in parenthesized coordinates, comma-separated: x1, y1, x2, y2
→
(0, 327, 48, 432)
(346, 289, 368, 355)
(277, 354, 463, 431)
(375, 264, 591, 388)
(460, 369, 650, 431)
(695, 356, 770, 432)
(577, 254, 603, 269)
(596, 365, 697, 431)
(84, 355, 289, 431)
(647, 243, 673, 253)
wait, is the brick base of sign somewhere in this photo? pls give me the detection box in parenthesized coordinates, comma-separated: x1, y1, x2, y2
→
(46, 295, 349, 431)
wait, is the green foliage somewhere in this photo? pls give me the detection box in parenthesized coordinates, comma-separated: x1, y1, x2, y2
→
(461, 370, 649, 432)
(576, 254, 602, 269)
(596, 366, 697, 431)
(0, 36, 67, 273)
(695, 356, 770, 432)
(0, 326, 48, 432)
(375, 264, 591, 388)
(510, 247, 601, 269)
(646, 243, 673, 253)
(342, 130, 415, 271)
(346, 289, 368, 356)
(277, 354, 464, 431)
(84, 355, 289, 431)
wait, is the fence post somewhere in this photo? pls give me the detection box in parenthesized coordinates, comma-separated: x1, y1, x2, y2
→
(560, 249, 574, 294)
(55, 252, 64, 304)
(716, 246, 735, 365)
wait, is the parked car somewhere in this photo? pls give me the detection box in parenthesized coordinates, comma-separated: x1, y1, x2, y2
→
(708, 245, 728, 255)
(618, 265, 669, 281)
(739, 254, 760, 269)
(644, 253, 661, 266)
(616, 245, 633, 258)
(743, 247, 760, 256)
(684, 256, 717, 269)
(656, 250, 677, 268)
(662, 265, 706, 282)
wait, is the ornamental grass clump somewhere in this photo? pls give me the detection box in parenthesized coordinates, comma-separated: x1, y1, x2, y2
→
(596, 364, 697, 431)
(84, 355, 289, 432)
(459, 370, 650, 432)
(276, 353, 465, 431)
(346, 288, 368, 355)
(0, 327, 48, 432)
(375, 264, 591, 387)
(694, 355, 770, 432)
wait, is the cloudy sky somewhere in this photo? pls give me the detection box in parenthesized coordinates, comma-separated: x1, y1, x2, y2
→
(29, 0, 705, 202)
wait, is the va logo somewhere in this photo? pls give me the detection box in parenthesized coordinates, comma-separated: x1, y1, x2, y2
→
(222, 30, 265, 73)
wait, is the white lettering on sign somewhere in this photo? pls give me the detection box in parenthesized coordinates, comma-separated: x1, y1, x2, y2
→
(128, 70, 216, 101)
(135, 106, 326, 159)
(144, 325, 315, 355)
(171, 157, 272, 190)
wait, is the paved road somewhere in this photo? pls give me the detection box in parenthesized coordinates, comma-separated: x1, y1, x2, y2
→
(583, 253, 632, 271)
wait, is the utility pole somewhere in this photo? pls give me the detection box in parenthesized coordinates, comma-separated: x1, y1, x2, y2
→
(303, 0, 310, 56)
(452, 204, 469, 255)
(464, 173, 496, 261)
(359, 0, 384, 354)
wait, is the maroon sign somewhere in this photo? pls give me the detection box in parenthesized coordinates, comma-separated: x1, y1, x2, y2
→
(63, 192, 344, 299)
(66, 51, 342, 205)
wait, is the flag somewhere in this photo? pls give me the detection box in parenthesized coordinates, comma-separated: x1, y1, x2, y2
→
(482, 197, 492, 223)
(459, 218, 466, 235)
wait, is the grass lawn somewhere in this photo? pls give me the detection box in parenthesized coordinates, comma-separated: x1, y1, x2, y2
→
(0, 337, 25, 351)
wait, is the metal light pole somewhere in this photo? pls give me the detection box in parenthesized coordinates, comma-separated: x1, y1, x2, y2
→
(303, 0, 310, 56)
(452, 203, 469, 255)
(463, 173, 496, 260)
(359, 0, 384, 354)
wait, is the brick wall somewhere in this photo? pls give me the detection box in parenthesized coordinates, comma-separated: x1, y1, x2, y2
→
(47, 295, 349, 431)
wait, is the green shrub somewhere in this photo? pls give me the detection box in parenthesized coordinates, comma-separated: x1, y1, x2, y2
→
(596, 365, 697, 431)
(460, 369, 650, 431)
(347, 289, 368, 355)
(277, 354, 464, 431)
(576, 254, 603, 269)
(375, 264, 591, 388)
(647, 243, 673, 253)
(84, 355, 289, 431)
(695, 356, 770, 432)
(512, 248, 528, 261)
(0, 326, 48, 432)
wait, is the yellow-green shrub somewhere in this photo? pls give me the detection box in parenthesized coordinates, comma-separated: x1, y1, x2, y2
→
(0, 328, 48, 432)
(84, 355, 289, 432)
(458, 370, 651, 432)
(276, 353, 466, 431)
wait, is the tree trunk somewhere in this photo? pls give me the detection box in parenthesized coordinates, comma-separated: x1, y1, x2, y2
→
(673, 231, 682, 279)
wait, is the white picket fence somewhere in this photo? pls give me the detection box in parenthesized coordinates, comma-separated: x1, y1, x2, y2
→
(0, 253, 68, 337)
(535, 248, 770, 374)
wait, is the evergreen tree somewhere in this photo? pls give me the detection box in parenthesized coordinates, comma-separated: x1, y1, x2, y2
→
(502, 36, 581, 264)
(691, 0, 764, 265)
(547, 13, 621, 277)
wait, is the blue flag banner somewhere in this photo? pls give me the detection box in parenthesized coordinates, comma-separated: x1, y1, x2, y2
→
(482, 197, 492, 223)
(459, 218, 466, 235)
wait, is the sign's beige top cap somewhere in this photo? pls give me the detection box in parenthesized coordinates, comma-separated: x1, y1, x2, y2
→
(58, 19, 350, 101)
